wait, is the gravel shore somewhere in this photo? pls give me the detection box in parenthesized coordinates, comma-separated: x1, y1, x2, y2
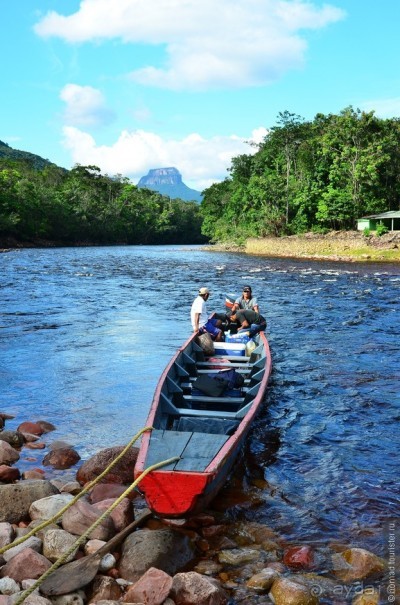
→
(205, 231, 400, 262)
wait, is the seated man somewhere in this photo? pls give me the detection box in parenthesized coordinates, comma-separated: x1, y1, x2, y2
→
(231, 285, 259, 313)
(230, 309, 267, 337)
(191, 287, 224, 341)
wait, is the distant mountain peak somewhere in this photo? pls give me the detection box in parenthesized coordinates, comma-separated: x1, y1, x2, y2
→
(138, 167, 183, 187)
(137, 167, 202, 202)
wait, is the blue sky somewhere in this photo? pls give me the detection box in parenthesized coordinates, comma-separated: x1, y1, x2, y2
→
(1, 0, 400, 190)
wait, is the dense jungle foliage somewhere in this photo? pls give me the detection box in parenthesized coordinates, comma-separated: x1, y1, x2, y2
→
(0, 160, 205, 245)
(200, 107, 400, 243)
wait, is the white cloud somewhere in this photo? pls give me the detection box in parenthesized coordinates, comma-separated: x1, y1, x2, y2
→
(62, 126, 266, 190)
(35, 0, 345, 91)
(361, 97, 400, 119)
(60, 83, 115, 127)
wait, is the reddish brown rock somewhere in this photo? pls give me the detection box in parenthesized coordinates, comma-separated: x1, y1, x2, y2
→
(0, 465, 20, 482)
(22, 470, 46, 480)
(93, 497, 134, 532)
(0, 441, 20, 465)
(25, 442, 46, 450)
(76, 445, 139, 485)
(36, 420, 56, 433)
(42, 447, 81, 469)
(17, 422, 44, 436)
(202, 525, 226, 539)
(0, 547, 51, 581)
(20, 433, 40, 443)
(61, 499, 115, 541)
(187, 513, 216, 528)
(90, 575, 122, 602)
(283, 546, 314, 570)
(107, 568, 120, 579)
(171, 571, 227, 605)
(89, 483, 131, 504)
(0, 413, 14, 421)
(122, 567, 173, 604)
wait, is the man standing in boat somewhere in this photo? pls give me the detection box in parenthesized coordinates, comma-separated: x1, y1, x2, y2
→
(191, 287, 224, 341)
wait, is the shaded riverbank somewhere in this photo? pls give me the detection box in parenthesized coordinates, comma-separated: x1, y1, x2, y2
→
(206, 231, 400, 262)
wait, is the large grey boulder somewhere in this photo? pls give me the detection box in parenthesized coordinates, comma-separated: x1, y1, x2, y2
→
(118, 528, 196, 582)
(0, 481, 59, 524)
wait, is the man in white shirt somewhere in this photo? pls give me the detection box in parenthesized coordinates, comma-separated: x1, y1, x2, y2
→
(191, 287, 223, 341)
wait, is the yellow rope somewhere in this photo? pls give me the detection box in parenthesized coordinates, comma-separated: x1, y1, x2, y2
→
(0, 426, 152, 556)
(14, 455, 179, 605)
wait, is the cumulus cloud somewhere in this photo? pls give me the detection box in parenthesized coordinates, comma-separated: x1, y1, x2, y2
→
(35, 0, 345, 90)
(62, 126, 266, 190)
(361, 97, 400, 118)
(60, 83, 115, 127)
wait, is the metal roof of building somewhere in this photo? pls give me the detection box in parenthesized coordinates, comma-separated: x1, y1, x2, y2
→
(360, 211, 400, 219)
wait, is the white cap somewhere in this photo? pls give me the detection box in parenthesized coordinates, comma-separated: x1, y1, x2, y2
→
(199, 287, 210, 295)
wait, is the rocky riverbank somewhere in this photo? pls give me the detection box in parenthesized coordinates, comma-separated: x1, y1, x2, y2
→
(206, 231, 400, 262)
(0, 413, 390, 605)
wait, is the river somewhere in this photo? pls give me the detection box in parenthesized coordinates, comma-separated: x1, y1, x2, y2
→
(1, 245, 399, 557)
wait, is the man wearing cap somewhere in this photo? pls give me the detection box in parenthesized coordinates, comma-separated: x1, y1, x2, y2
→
(231, 285, 259, 313)
(191, 287, 223, 341)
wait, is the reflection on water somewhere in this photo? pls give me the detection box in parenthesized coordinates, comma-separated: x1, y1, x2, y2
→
(1, 245, 399, 554)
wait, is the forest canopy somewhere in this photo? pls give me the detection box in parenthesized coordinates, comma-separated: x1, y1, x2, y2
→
(1, 106, 399, 246)
(200, 107, 400, 243)
(0, 162, 205, 245)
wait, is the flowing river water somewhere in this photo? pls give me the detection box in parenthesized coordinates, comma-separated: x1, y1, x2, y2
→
(1, 245, 399, 561)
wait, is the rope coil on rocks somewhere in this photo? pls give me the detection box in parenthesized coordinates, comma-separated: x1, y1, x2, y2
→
(14, 452, 179, 605)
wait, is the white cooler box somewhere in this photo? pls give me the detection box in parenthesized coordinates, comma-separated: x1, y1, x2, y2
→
(213, 342, 246, 357)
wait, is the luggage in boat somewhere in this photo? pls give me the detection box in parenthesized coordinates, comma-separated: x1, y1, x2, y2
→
(214, 342, 246, 357)
(197, 332, 215, 355)
(193, 368, 244, 396)
(225, 332, 251, 344)
(216, 368, 244, 389)
(245, 339, 257, 356)
(192, 374, 227, 397)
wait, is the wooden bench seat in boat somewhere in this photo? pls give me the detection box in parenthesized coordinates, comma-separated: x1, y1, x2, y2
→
(144, 429, 230, 472)
(197, 368, 251, 374)
(197, 361, 249, 368)
(174, 403, 253, 420)
(183, 395, 245, 404)
(174, 416, 239, 435)
(205, 355, 251, 362)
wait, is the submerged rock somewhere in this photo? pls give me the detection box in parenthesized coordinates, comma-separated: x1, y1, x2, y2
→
(332, 548, 385, 582)
(270, 576, 319, 605)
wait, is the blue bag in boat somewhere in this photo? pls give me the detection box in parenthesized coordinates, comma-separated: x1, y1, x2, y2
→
(214, 368, 244, 389)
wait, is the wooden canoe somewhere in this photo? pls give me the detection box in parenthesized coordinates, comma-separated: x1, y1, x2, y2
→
(134, 329, 272, 517)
